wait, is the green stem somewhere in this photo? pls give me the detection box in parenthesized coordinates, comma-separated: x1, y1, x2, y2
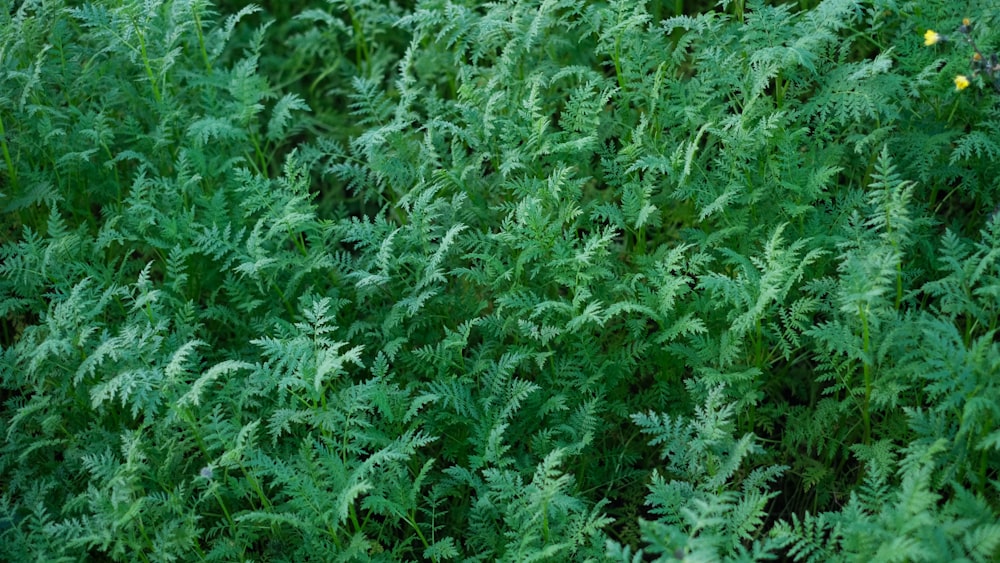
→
(131, 16, 162, 104)
(192, 4, 212, 73)
(0, 111, 17, 191)
(349, 503, 363, 535)
(946, 95, 961, 124)
(978, 425, 989, 494)
(858, 304, 872, 445)
(271, 281, 296, 320)
(885, 209, 902, 310)
(237, 461, 273, 510)
(211, 486, 236, 532)
(541, 498, 550, 543)
(327, 523, 343, 549)
(345, 1, 371, 73)
(613, 35, 626, 91)
(407, 512, 430, 549)
(179, 408, 211, 459)
(895, 261, 903, 310)
(249, 134, 268, 174)
(775, 72, 786, 109)
(134, 518, 153, 562)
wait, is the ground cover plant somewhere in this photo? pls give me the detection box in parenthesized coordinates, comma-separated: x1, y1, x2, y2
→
(1, 0, 999, 560)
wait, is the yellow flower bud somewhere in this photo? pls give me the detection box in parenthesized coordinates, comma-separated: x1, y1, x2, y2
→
(924, 30, 942, 46)
(954, 75, 970, 91)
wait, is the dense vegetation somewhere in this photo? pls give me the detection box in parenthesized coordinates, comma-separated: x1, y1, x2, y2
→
(2, 0, 999, 560)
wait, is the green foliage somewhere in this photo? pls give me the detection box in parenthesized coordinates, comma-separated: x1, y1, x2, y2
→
(2, 0, 1000, 560)
(610, 386, 786, 561)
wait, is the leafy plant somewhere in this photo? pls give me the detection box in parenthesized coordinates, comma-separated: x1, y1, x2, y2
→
(2, 0, 999, 560)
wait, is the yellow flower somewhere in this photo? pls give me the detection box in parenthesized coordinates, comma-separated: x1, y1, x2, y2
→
(954, 75, 970, 91)
(924, 30, 942, 46)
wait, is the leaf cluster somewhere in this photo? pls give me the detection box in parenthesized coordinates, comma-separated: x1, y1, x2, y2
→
(2, 0, 999, 561)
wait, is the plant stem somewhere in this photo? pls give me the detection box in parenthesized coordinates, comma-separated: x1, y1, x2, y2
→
(0, 111, 17, 192)
(858, 304, 872, 445)
(345, 1, 371, 74)
(192, 4, 212, 73)
(613, 35, 626, 91)
(131, 16, 162, 104)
